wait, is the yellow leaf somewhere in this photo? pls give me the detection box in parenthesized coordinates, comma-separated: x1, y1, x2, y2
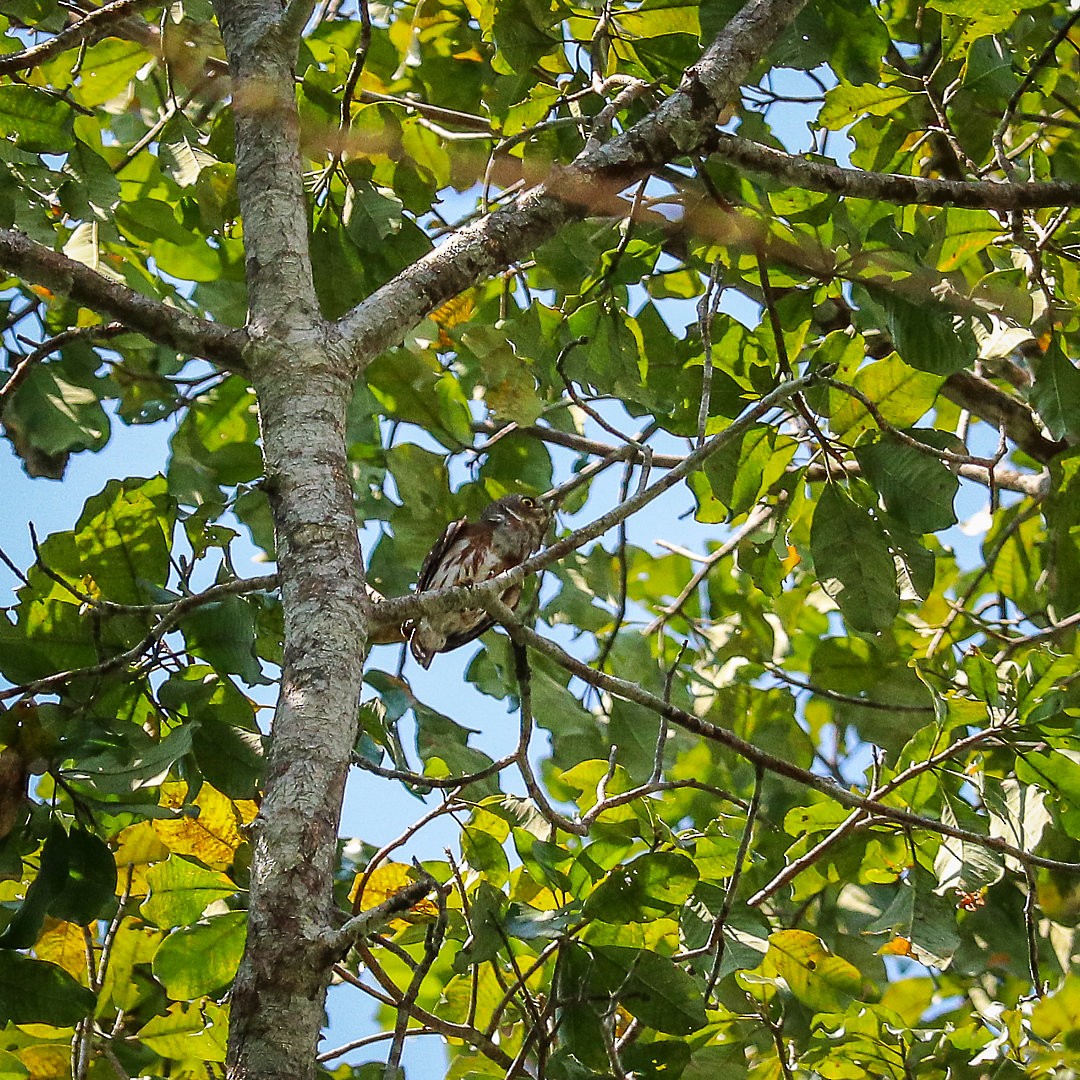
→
(431, 293, 475, 349)
(34, 918, 89, 979)
(878, 936, 915, 957)
(113, 821, 169, 896)
(348, 863, 439, 923)
(20, 1044, 72, 1077)
(766, 929, 862, 1011)
(79, 575, 103, 601)
(781, 544, 801, 574)
(153, 782, 248, 870)
(432, 293, 474, 329)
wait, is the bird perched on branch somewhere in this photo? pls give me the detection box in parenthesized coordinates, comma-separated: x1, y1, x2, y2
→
(405, 494, 551, 668)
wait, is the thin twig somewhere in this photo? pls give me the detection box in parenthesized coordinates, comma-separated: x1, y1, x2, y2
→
(746, 720, 1020, 907)
(512, 643, 583, 836)
(643, 501, 780, 634)
(1022, 863, 1044, 997)
(488, 597, 1080, 876)
(695, 257, 724, 448)
(992, 11, 1080, 176)
(384, 880, 447, 1080)
(0, 575, 280, 703)
(318, 1027, 437, 1064)
(756, 246, 844, 464)
(592, 460, 634, 673)
(314, 0, 372, 197)
(0, 324, 126, 415)
(763, 663, 935, 713)
(0, 0, 156, 74)
(352, 942, 519, 1071)
(704, 763, 763, 1001)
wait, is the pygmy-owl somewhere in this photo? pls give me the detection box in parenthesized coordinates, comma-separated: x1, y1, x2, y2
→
(405, 494, 551, 668)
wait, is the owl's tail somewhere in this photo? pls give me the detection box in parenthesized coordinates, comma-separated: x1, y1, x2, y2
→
(405, 625, 436, 669)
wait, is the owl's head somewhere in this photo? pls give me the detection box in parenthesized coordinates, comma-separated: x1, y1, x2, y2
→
(482, 494, 551, 539)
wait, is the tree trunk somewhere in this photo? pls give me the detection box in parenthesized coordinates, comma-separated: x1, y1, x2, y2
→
(211, 3, 369, 1077)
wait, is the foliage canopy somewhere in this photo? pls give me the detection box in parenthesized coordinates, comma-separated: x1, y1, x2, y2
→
(1, 0, 1080, 1077)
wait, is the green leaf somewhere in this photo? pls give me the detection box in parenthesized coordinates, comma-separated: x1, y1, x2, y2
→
(0, 820, 70, 948)
(141, 855, 238, 927)
(191, 716, 265, 801)
(865, 870, 960, 970)
(152, 910, 247, 1000)
(0, 952, 96, 1026)
(74, 476, 174, 603)
(589, 946, 708, 1035)
(3, 363, 111, 457)
(622, 1039, 692, 1080)
(829, 353, 944, 439)
(583, 852, 699, 923)
(1029, 341, 1080, 442)
(504, 902, 576, 941)
(702, 424, 798, 516)
(48, 827, 117, 924)
(491, 0, 559, 72)
(0, 601, 99, 685)
(810, 484, 899, 633)
(933, 208, 1005, 273)
(816, 0, 889, 85)
(854, 432, 959, 534)
(871, 287, 978, 375)
(452, 882, 507, 973)
(414, 703, 500, 798)
(137, 1000, 229, 1061)
(928, 0, 1045, 20)
(367, 349, 474, 450)
(1016, 749, 1080, 838)
(180, 596, 268, 685)
(63, 138, 121, 218)
(819, 83, 913, 128)
(311, 204, 369, 318)
(62, 724, 196, 795)
(0, 1048, 28, 1079)
(0, 85, 74, 152)
(168, 376, 262, 501)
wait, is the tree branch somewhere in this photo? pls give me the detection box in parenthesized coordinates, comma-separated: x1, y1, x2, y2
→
(0, 574, 280, 703)
(0, 323, 125, 415)
(325, 874, 439, 956)
(0, 0, 157, 75)
(489, 599, 1080, 877)
(476, 421, 1049, 498)
(376, 374, 812, 630)
(941, 370, 1067, 465)
(333, 0, 816, 369)
(709, 132, 1080, 210)
(0, 231, 245, 367)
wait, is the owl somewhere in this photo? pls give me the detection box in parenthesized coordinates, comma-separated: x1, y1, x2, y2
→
(405, 495, 551, 668)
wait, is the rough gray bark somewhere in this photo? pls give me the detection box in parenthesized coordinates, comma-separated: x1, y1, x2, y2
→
(210, 3, 369, 1078)
(709, 132, 1080, 209)
(0, 230, 244, 366)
